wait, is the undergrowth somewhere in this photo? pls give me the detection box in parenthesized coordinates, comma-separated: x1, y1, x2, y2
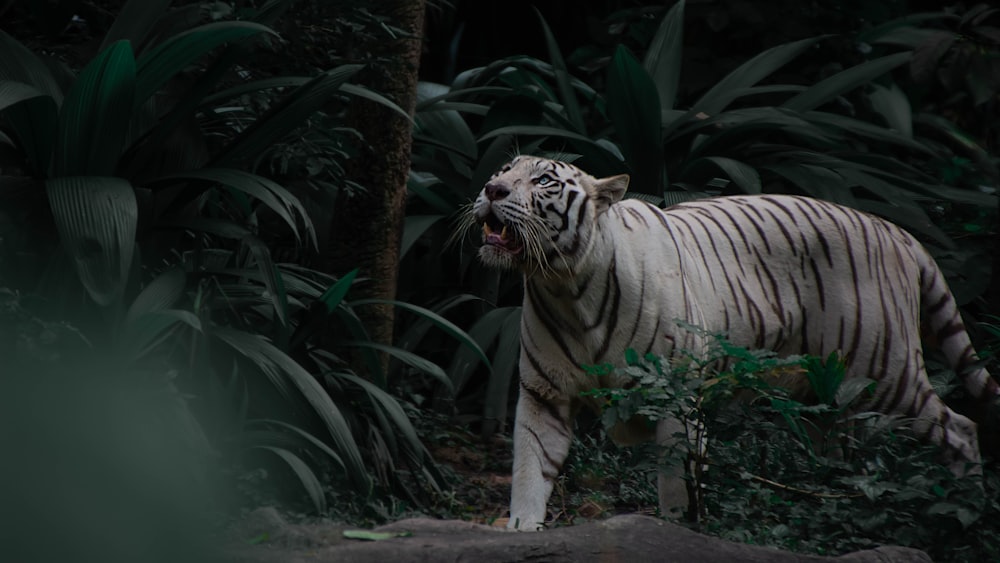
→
(582, 336, 1000, 562)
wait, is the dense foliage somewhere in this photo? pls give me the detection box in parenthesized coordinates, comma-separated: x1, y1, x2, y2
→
(1, 0, 998, 560)
(585, 340, 1000, 562)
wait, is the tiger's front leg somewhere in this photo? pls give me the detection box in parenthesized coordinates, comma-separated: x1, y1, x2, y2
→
(507, 381, 574, 530)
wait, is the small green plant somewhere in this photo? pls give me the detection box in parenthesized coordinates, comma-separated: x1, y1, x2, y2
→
(586, 335, 1000, 562)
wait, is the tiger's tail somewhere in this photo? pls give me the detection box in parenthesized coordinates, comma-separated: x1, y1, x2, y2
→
(920, 254, 1000, 400)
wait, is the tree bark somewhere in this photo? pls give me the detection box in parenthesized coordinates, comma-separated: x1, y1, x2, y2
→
(323, 0, 426, 377)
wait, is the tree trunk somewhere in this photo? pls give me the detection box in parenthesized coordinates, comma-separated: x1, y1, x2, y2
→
(323, 0, 426, 378)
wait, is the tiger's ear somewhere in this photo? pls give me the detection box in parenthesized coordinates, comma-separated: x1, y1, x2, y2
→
(592, 174, 629, 213)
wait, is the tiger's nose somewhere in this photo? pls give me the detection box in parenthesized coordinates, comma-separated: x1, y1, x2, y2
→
(484, 182, 510, 201)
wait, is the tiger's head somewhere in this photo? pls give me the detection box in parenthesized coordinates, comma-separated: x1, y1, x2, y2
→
(465, 156, 629, 275)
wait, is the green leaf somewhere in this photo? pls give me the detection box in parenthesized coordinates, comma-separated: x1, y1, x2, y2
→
(607, 45, 663, 193)
(692, 36, 825, 115)
(682, 157, 761, 194)
(135, 21, 277, 107)
(400, 215, 444, 259)
(344, 341, 453, 393)
(47, 176, 137, 306)
(803, 110, 925, 153)
(54, 41, 136, 176)
(0, 80, 58, 174)
(352, 298, 491, 369)
(214, 64, 363, 166)
(335, 371, 427, 452)
(643, 0, 685, 112)
(533, 8, 584, 132)
(782, 52, 911, 113)
(245, 419, 345, 472)
(482, 308, 521, 427)
(252, 446, 326, 514)
(319, 269, 359, 312)
(340, 83, 412, 122)
(834, 377, 875, 409)
(447, 306, 516, 393)
(244, 236, 288, 327)
(121, 309, 203, 359)
(214, 326, 371, 491)
(0, 30, 65, 103)
(149, 167, 315, 247)
(99, 0, 173, 53)
(126, 267, 187, 322)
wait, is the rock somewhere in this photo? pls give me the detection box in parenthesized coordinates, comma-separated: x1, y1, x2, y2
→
(224, 512, 931, 563)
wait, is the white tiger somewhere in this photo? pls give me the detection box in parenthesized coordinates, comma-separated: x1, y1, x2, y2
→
(463, 155, 997, 531)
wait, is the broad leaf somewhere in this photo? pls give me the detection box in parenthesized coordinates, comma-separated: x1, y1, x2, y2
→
(54, 41, 136, 176)
(352, 298, 491, 368)
(214, 326, 371, 490)
(319, 269, 359, 312)
(533, 8, 584, 132)
(782, 52, 911, 113)
(0, 80, 58, 174)
(214, 65, 363, 166)
(151, 167, 315, 246)
(100, 0, 173, 53)
(135, 21, 277, 107)
(682, 156, 762, 194)
(344, 341, 453, 392)
(126, 267, 187, 322)
(692, 36, 825, 115)
(47, 176, 137, 306)
(252, 446, 327, 514)
(643, 0, 685, 112)
(607, 46, 663, 193)
(400, 215, 443, 259)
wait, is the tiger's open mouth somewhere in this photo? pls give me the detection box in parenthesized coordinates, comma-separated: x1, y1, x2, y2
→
(482, 212, 524, 255)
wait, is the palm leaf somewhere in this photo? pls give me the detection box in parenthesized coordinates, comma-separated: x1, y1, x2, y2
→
(867, 82, 912, 137)
(344, 341, 453, 392)
(400, 215, 444, 259)
(782, 52, 911, 113)
(0, 80, 57, 175)
(692, 36, 825, 116)
(150, 167, 315, 247)
(533, 8, 584, 132)
(244, 235, 288, 328)
(643, 0, 686, 112)
(213, 326, 371, 490)
(481, 308, 521, 433)
(46, 176, 137, 306)
(252, 446, 327, 514)
(607, 46, 663, 193)
(214, 65, 363, 167)
(0, 31, 65, 103)
(99, 0, 173, 53)
(134, 21, 277, 107)
(53, 41, 135, 177)
(126, 267, 186, 322)
(351, 298, 491, 368)
(681, 156, 762, 194)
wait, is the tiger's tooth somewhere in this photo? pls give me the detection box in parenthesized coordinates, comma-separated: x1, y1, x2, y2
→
(501, 225, 508, 239)
(483, 222, 492, 236)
